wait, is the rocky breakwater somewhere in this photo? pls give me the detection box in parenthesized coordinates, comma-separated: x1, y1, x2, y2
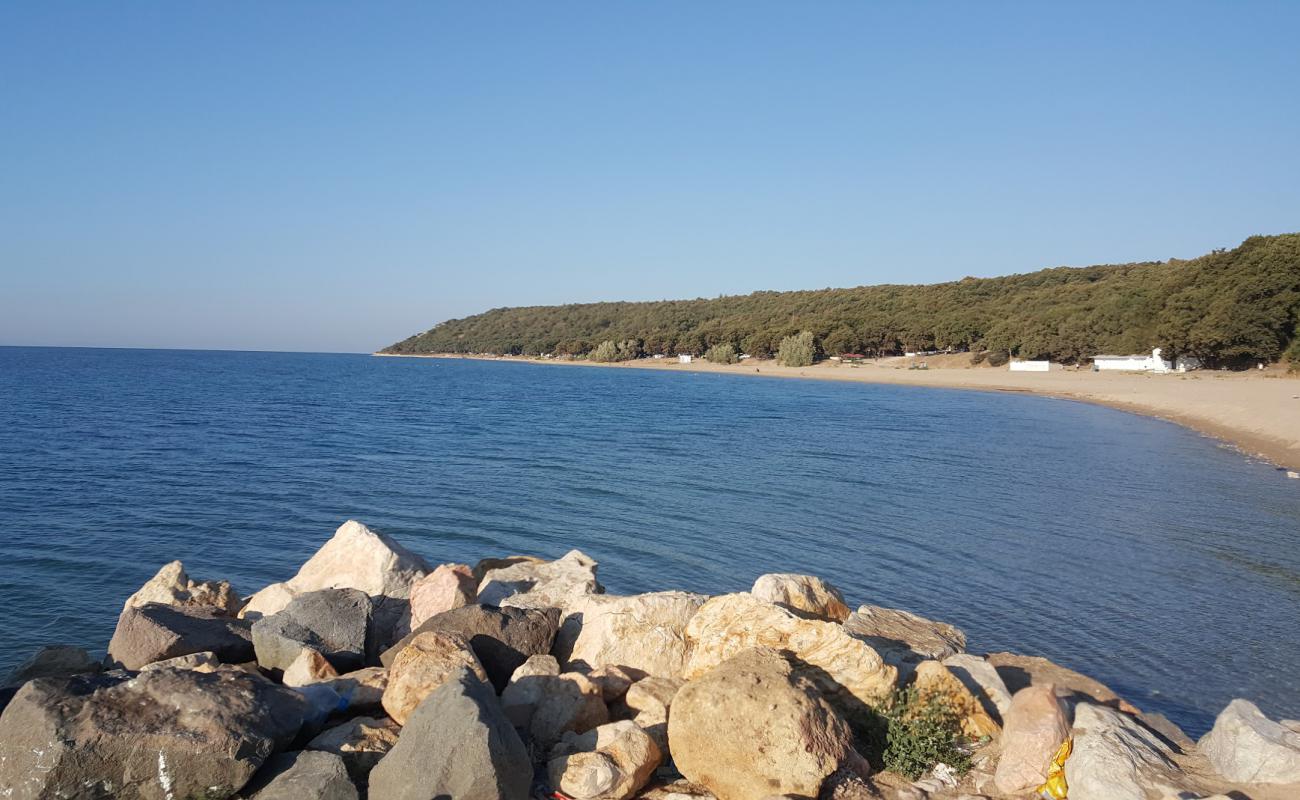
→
(1, 521, 1297, 800)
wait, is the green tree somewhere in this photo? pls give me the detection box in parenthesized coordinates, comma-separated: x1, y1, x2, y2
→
(588, 340, 619, 362)
(777, 331, 817, 367)
(704, 342, 739, 364)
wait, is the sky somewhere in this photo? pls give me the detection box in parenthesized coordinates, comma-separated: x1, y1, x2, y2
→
(2, 2, 1298, 353)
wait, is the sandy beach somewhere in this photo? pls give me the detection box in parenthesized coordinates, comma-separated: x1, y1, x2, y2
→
(378, 353, 1300, 473)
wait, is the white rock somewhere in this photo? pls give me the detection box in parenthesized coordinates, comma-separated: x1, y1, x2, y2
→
(140, 651, 220, 672)
(241, 521, 429, 619)
(942, 653, 1012, 721)
(477, 549, 602, 610)
(548, 720, 663, 800)
(125, 560, 241, 616)
(843, 604, 966, 667)
(1199, 698, 1300, 785)
(1066, 703, 1187, 800)
(554, 591, 707, 678)
(750, 573, 850, 622)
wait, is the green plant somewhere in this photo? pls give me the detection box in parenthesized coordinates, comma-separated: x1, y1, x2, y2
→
(589, 340, 619, 362)
(704, 342, 739, 364)
(777, 331, 817, 367)
(876, 686, 972, 780)
(986, 350, 1009, 367)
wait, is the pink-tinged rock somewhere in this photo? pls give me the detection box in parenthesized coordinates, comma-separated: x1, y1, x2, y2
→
(409, 563, 478, 629)
(993, 683, 1072, 794)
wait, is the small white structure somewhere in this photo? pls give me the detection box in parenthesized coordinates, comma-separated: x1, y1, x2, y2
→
(1175, 355, 1202, 372)
(1009, 360, 1051, 372)
(678, 354, 693, 364)
(652, 353, 665, 359)
(1093, 348, 1173, 373)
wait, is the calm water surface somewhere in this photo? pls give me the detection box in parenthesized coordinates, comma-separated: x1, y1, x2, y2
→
(1, 347, 1297, 735)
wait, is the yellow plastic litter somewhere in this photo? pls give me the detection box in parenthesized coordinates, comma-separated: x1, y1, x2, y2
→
(1036, 737, 1072, 799)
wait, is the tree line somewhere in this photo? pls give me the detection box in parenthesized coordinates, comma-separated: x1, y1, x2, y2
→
(383, 234, 1300, 368)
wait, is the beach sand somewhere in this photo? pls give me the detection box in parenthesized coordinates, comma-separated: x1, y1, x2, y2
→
(377, 353, 1300, 473)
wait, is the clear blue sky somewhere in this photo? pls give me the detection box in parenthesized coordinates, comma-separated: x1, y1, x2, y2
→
(2, 2, 1298, 353)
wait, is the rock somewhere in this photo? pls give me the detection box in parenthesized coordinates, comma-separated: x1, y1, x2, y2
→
(307, 715, 401, 786)
(636, 779, 720, 800)
(750, 573, 850, 622)
(107, 601, 255, 669)
(941, 653, 1012, 722)
(141, 650, 221, 672)
(125, 559, 242, 616)
(1066, 702, 1186, 800)
(242, 520, 429, 619)
(511, 653, 561, 681)
(284, 647, 342, 686)
(240, 750, 359, 800)
(986, 651, 1139, 713)
(383, 603, 560, 692)
(1199, 698, 1300, 785)
(319, 666, 389, 714)
(624, 676, 683, 720)
(473, 555, 545, 582)
(669, 647, 866, 800)
(410, 563, 478, 628)
(368, 594, 415, 658)
(477, 549, 602, 609)
(501, 670, 609, 750)
(843, 605, 966, 669)
(911, 660, 1000, 739)
(368, 667, 531, 800)
(682, 593, 897, 724)
(589, 664, 639, 702)
(382, 630, 490, 725)
(555, 591, 707, 678)
(549, 720, 664, 800)
(0, 668, 306, 799)
(252, 588, 373, 673)
(2, 645, 101, 687)
(993, 684, 1072, 794)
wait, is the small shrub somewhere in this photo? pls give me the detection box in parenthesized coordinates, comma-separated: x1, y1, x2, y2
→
(969, 351, 987, 365)
(588, 340, 619, 362)
(986, 350, 1009, 367)
(705, 343, 739, 364)
(876, 686, 972, 781)
(777, 331, 817, 367)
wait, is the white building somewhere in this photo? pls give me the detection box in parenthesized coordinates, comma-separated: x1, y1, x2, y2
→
(678, 354, 693, 364)
(1093, 348, 1174, 373)
(1009, 360, 1051, 372)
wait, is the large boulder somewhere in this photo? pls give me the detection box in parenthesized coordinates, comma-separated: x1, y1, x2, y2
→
(241, 520, 429, 619)
(0, 668, 306, 799)
(252, 588, 373, 673)
(383, 603, 560, 692)
(477, 549, 602, 610)
(382, 630, 490, 725)
(555, 591, 707, 678)
(307, 715, 401, 786)
(993, 683, 1072, 794)
(683, 593, 897, 723)
(910, 660, 999, 738)
(548, 720, 663, 800)
(750, 573, 850, 622)
(1199, 698, 1300, 785)
(501, 670, 609, 750)
(941, 653, 1012, 722)
(125, 559, 242, 616)
(3, 645, 101, 687)
(107, 602, 254, 669)
(1065, 702, 1187, 800)
(368, 668, 531, 800)
(240, 750, 359, 800)
(669, 647, 866, 800)
(842, 605, 966, 670)
(986, 651, 1139, 713)
(410, 563, 478, 628)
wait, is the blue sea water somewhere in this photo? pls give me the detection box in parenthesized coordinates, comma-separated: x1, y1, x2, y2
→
(1, 346, 1297, 735)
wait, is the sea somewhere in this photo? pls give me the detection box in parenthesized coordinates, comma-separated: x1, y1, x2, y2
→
(1, 346, 1297, 736)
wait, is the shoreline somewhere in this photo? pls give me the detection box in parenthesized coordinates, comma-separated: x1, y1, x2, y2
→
(375, 352, 1300, 473)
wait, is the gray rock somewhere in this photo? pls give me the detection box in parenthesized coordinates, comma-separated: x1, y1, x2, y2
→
(307, 715, 401, 786)
(3, 644, 102, 688)
(125, 559, 242, 616)
(368, 668, 531, 800)
(1199, 698, 1300, 785)
(1065, 703, 1186, 800)
(107, 601, 254, 670)
(240, 750, 360, 799)
(0, 668, 306, 800)
(253, 588, 373, 673)
(381, 603, 560, 692)
(843, 604, 966, 670)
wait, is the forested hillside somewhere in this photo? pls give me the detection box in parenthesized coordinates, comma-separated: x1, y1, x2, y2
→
(384, 234, 1300, 367)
